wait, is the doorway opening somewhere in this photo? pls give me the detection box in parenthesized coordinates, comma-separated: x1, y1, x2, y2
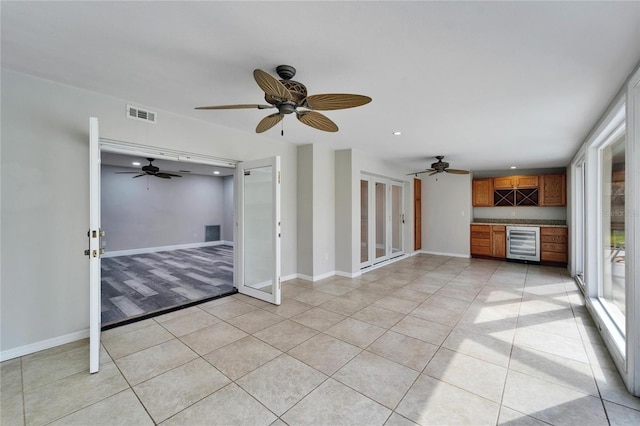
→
(99, 145, 238, 328)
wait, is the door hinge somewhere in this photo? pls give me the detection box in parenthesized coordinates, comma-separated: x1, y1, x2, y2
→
(85, 229, 106, 256)
(278, 277, 281, 290)
(278, 171, 281, 184)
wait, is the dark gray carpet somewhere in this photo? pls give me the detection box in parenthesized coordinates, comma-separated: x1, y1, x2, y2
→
(101, 245, 234, 325)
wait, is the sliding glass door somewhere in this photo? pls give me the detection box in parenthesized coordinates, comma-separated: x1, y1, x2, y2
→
(598, 126, 626, 332)
(573, 160, 586, 288)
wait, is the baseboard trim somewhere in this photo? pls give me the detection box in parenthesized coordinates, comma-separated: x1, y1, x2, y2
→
(419, 250, 471, 259)
(295, 270, 338, 282)
(0, 329, 89, 362)
(103, 240, 234, 258)
(281, 273, 298, 282)
(335, 270, 362, 279)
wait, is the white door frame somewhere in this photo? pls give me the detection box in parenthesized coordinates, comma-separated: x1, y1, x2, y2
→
(89, 118, 101, 373)
(88, 135, 241, 372)
(235, 156, 281, 305)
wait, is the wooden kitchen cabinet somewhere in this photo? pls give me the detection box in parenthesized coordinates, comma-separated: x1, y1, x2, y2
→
(493, 176, 515, 189)
(515, 175, 539, 188)
(493, 175, 538, 189)
(491, 225, 506, 258)
(539, 174, 566, 206)
(471, 224, 506, 258)
(470, 224, 491, 256)
(472, 179, 493, 207)
(540, 227, 568, 263)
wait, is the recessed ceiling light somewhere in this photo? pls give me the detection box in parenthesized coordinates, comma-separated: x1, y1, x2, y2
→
(393, 131, 402, 136)
(132, 162, 140, 166)
(213, 170, 221, 175)
(510, 166, 517, 169)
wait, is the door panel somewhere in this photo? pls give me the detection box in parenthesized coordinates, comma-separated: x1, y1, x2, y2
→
(89, 117, 101, 373)
(236, 156, 281, 305)
(374, 181, 387, 263)
(391, 184, 404, 256)
(360, 179, 370, 267)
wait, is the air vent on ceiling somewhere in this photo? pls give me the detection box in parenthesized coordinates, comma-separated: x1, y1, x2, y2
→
(127, 105, 157, 124)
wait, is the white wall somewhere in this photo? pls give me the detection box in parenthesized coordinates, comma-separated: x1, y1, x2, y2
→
(312, 145, 336, 277)
(297, 144, 336, 280)
(297, 145, 314, 277)
(335, 150, 354, 274)
(102, 165, 226, 251)
(0, 69, 297, 356)
(473, 206, 567, 221)
(421, 173, 472, 257)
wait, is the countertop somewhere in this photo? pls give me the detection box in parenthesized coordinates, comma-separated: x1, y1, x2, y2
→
(471, 219, 567, 227)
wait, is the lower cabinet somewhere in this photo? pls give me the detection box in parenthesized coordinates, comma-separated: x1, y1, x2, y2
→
(470, 225, 491, 256)
(540, 227, 568, 263)
(491, 226, 506, 258)
(470, 224, 506, 259)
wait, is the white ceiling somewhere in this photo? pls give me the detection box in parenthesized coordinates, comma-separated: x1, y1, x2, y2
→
(2, 1, 639, 172)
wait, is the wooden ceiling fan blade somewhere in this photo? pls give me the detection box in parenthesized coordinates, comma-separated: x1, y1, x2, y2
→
(297, 111, 339, 132)
(156, 172, 182, 178)
(132, 174, 146, 178)
(195, 104, 273, 110)
(429, 171, 439, 176)
(305, 94, 372, 111)
(253, 69, 292, 100)
(446, 169, 470, 174)
(406, 169, 434, 175)
(256, 113, 284, 133)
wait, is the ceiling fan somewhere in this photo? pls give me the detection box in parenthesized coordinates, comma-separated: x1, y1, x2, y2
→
(195, 65, 372, 134)
(409, 156, 470, 176)
(115, 158, 182, 179)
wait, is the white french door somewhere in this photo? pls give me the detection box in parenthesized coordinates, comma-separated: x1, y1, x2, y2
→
(361, 175, 405, 268)
(89, 117, 102, 373)
(235, 156, 281, 305)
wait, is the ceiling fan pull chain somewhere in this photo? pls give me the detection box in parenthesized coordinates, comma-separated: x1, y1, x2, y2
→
(281, 120, 284, 136)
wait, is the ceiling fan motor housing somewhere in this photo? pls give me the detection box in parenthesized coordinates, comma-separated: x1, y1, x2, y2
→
(265, 79, 307, 108)
(431, 160, 449, 170)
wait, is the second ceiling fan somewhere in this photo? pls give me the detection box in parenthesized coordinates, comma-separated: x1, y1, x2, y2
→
(409, 156, 470, 176)
(195, 65, 371, 134)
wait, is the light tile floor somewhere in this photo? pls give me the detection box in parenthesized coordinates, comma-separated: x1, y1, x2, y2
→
(2, 255, 640, 425)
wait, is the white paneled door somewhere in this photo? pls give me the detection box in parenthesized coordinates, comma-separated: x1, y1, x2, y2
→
(88, 117, 102, 373)
(235, 156, 281, 305)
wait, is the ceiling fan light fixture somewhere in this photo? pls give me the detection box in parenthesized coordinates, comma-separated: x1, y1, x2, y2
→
(196, 65, 371, 134)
